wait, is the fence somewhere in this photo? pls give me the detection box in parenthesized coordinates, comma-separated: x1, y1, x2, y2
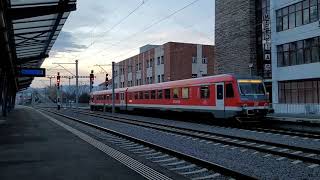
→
(271, 103, 320, 115)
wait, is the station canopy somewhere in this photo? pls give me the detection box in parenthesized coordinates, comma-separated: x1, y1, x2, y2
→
(7, 0, 76, 90)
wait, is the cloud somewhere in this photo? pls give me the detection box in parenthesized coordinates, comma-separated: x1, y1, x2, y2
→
(52, 31, 87, 53)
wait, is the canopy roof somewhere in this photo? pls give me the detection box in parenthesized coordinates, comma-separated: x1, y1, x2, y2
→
(6, 0, 76, 90)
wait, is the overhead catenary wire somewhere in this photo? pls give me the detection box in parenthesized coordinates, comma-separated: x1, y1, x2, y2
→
(79, 0, 202, 60)
(75, 0, 149, 60)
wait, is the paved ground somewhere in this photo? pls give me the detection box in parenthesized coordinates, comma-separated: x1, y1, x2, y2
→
(0, 106, 146, 180)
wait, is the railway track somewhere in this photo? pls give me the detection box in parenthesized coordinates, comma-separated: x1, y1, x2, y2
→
(57, 108, 320, 166)
(41, 109, 255, 180)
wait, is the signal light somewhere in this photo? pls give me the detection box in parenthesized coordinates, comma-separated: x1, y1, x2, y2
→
(57, 72, 61, 88)
(105, 73, 109, 88)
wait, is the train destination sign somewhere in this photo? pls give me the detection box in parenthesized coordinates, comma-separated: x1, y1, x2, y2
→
(19, 68, 46, 77)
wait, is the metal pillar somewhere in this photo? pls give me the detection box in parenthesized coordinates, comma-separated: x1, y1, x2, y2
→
(75, 60, 79, 109)
(112, 61, 115, 114)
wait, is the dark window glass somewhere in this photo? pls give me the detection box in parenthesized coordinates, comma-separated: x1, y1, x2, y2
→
(282, 7, 289, 15)
(298, 81, 305, 103)
(297, 49, 304, 64)
(158, 90, 163, 99)
(277, 45, 283, 66)
(312, 46, 319, 62)
(290, 42, 297, 65)
(216, 85, 223, 100)
(289, 4, 296, 13)
(289, 12, 296, 29)
(151, 90, 156, 99)
(291, 82, 298, 103)
(312, 81, 319, 103)
(283, 15, 289, 30)
(165, 89, 171, 99)
(283, 44, 290, 66)
(226, 84, 234, 98)
(285, 82, 292, 103)
(305, 81, 313, 103)
(173, 88, 179, 99)
(303, 8, 310, 24)
(310, 5, 318, 22)
(277, 17, 283, 31)
(135, 92, 138, 99)
(144, 91, 150, 99)
(296, 2, 303, 11)
(200, 86, 210, 99)
(139, 92, 143, 99)
(296, 10, 303, 26)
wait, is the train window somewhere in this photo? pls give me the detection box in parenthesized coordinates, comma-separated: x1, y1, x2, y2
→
(139, 92, 143, 99)
(173, 88, 179, 99)
(165, 89, 171, 99)
(104, 95, 106, 100)
(182, 87, 189, 99)
(217, 85, 223, 100)
(200, 86, 210, 99)
(226, 84, 234, 98)
(144, 91, 150, 99)
(116, 94, 119, 100)
(151, 90, 156, 99)
(134, 92, 138, 99)
(158, 90, 163, 99)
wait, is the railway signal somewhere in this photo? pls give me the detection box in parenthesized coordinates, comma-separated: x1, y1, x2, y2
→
(90, 70, 94, 92)
(105, 73, 109, 89)
(56, 72, 60, 89)
(56, 72, 61, 110)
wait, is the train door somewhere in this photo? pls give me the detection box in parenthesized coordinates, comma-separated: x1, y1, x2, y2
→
(120, 92, 125, 109)
(215, 83, 225, 114)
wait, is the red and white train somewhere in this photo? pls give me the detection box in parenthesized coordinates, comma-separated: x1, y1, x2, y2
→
(90, 74, 273, 121)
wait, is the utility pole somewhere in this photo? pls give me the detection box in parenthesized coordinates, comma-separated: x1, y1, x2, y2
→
(75, 60, 79, 109)
(112, 62, 115, 114)
(53, 60, 79, 109)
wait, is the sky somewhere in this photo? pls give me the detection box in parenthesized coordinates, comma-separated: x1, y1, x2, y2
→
(32, 0, 215, 88)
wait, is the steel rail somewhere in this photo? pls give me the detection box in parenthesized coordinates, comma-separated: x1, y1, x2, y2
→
(41, 109, 257, 180)
(63, 109, 320, 165)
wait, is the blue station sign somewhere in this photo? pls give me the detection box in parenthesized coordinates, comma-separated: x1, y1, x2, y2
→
(19, 68, 46, 77)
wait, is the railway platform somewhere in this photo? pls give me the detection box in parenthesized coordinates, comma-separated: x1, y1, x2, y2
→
(0, 106, 171, 180)
(268, 113, 320, 124)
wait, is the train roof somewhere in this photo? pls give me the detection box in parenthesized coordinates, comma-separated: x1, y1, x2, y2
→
(91, 74, 265, 95)
(92, 74, 236, 95)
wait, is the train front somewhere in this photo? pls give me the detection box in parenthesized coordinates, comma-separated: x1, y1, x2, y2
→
(236, 79, 273, 121)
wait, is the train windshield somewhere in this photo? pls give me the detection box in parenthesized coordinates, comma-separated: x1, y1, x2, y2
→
(238, 80, 266, 96)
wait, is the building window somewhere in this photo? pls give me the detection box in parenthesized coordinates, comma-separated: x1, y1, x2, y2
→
(192, 74, 197, 78)
(161, 56, 164, 64)
(165, 89, 171, 99)
(202, 57, 208, 64)
(158, 75, 161, 83)
(157, 57, 160, 65)
(161, 74, 165, 82)
(279, 79, 320, 104)
(150, 59, 153, 67)
(276, 0, 319, 32)
(139, 63, 142, 70)
(277, 36, 320, 67)
(200, 86, 210, 99)
(192, 57, 197, 63)
(146, 60, 149, 68)
(182, 87, 189, 99)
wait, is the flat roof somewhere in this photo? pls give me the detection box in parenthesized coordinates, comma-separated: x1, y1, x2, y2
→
(5, 0, 76, 90)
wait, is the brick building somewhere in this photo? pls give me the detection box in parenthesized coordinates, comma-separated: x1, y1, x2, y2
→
(215, 0, 272, 100)
(112, 42, 215, 89)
